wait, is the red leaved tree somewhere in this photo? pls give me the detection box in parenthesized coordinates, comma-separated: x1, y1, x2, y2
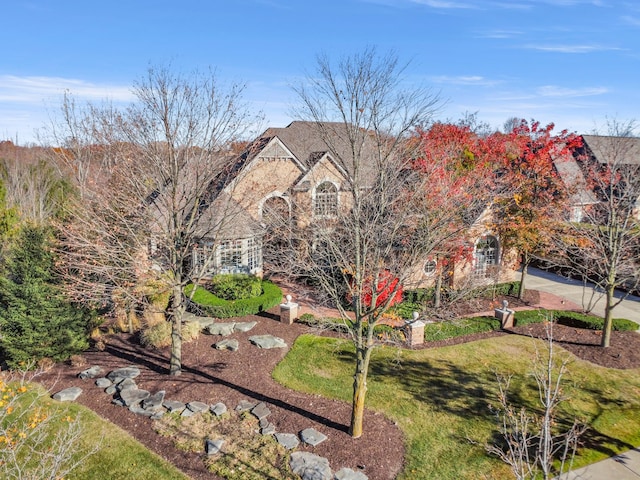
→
(492, 119, 583, 299)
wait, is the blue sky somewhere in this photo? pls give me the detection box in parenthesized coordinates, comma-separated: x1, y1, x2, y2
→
(1, 0, 638, 143)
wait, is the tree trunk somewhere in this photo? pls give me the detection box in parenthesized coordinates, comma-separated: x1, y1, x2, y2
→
(169, 285, 183, 376)
(601, 285, 615, 348)
(518, 259, 529, 300)
(349, 346, 373, 438)
(434, 272, 442, 309)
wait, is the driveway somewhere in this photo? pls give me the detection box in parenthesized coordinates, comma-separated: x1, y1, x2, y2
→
(526, 267, 640, 325)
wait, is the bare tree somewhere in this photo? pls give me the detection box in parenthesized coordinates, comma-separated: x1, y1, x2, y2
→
(280, 48, 493, 438)
(553, 120, 640, 347)
(55, 65, 259, 375)
(486, 321, 586, 480)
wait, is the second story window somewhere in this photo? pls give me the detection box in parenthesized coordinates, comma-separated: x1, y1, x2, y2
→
(314, 181, 338, 217)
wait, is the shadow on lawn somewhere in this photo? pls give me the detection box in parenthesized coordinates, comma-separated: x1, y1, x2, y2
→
(366, 349, 635, 460)
(104, 336, 349, 434)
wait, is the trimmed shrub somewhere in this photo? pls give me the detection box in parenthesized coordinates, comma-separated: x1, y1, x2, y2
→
(187, 280, 282, 318)
(209, 274, 262, 300)
(404, 288, 432, 304)
(424, 317, 501, 342)
(391, 301, 423, 320)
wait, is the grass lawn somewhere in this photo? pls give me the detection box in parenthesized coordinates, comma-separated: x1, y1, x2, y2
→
(1, 382, 189, 480)
(273, 334, 640, 480)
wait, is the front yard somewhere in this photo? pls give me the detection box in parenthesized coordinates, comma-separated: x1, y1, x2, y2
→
(273, 332, 640, 479)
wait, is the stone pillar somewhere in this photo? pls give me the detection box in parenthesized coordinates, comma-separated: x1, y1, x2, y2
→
(406, 311, 425, 347)
(279, 295, 299, 325)
(494, 300, 515, 329)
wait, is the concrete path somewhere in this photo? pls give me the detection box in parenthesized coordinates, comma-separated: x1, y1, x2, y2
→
(527, 267, 640, 479)
(526, 267, 640, 325)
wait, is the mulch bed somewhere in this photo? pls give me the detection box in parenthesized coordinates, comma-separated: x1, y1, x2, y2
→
(37, 291, 640, 480)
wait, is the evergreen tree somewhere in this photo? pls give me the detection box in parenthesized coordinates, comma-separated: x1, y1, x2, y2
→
(0, 225, 92, 368)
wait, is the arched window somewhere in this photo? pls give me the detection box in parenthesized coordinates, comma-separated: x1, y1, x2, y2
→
(314, 181, 338, 217)
(473, 235, 499, 279)
(261, 195, 290, 226)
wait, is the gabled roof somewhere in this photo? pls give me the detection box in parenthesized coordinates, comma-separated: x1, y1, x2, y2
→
(582, 135, 640, 165)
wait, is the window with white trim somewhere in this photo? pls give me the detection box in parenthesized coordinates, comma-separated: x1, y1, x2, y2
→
(314, 181, 338, 217)
(473, 235, 499, 279)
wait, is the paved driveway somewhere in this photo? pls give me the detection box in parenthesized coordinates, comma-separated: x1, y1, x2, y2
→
(526, 267, 640, 325)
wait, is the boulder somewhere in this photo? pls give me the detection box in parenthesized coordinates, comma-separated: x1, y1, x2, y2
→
(163, 400, 186, 413)
(290, 452, 332, 480)
(205, 322, 236, 336)
(236, 400, 256, 412)
(116, 377, 137, 392)
(52, 387, 83, 402)
(107, 366, 141, 382)
(234, 321, 257, 333)
(248, 335, 287, 349)
(119, 388, 150, 407)
(142, 390, 166, 412)
(205, 438, 225, 456)
(300, 427, 328, 446)
(95, 377, 112, 388)
(251, 402, 271, 420)
(214, 339, 239, 351)
(186, 401, 209, 414)
(210, 402, 227, 417)
(78, 365, 103, 379)
(275, 432, 300, 450)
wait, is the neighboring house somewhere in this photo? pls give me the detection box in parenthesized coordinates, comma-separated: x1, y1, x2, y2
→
(193, 121, 517, 287)
(555, 135, 640, 222)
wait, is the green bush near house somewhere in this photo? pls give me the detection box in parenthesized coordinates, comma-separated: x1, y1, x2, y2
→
(514, 309, 638, 331)
(186, 280, 282, 318)
(424, 316, 501, 341)
(208, 274, 263, 301)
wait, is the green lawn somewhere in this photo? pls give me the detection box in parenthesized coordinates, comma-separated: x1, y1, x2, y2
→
(1, 383, 189, 480)
(273, 334, 640, 480)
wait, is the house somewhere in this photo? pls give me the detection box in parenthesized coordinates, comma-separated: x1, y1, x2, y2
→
(194, 121, 517, 288)
(555, 134, 640, 222)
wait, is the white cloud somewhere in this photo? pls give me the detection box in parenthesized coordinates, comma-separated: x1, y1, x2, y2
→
(523, 44, 621, 53)
(0, 75, 134, 104)
(409, 0, 477, 8)
(477, 29, 523, 38)
(536, 85, 608, 97)
(622, 15, 640, 26)
(430, 75, 501, 86)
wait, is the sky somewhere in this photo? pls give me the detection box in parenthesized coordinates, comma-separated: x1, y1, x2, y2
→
(1, 0, 638, 144)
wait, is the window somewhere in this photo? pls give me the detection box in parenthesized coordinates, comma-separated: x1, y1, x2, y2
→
(473, 235, 499, 279)
(219, 240, 243, 270)
(314, 181, 338, 217)
(247, 237, 262, 271)
(423, 259, 437, 276)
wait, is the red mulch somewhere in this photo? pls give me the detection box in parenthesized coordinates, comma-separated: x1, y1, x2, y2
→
(36, 291, 640, 479)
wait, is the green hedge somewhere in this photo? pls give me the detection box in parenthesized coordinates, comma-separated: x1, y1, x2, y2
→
(186, 280, 282, 318)
(423, 317, 501, 342)
(514, 309, 638, 331)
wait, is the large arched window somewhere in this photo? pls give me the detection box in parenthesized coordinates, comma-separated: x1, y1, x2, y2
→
(313, 181, 338, 217)
(473, 235, 499, 279)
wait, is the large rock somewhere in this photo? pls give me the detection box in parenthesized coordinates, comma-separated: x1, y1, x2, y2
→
(107, 366, 141, 382)
(78, 365, 103, 379)
(290, 452, 332, 480)
(251, 402, 271, 420)
(275, 432, 300, 450)
(300, 427, 328, 447)
(119, 388, 150, 407)
(163, 400, 186, 413)
(236, 400, 257, 412)
(142, 390, 166, 412)
(95, 377, 112, 388)
(205, 438, 225, 455)
(234, 321, 257, 332)
(116, 377, 137, 392)
(214, 339, 239, 351)
(248, 335, 287, 349)
(52, 387, 83, 402)
(205, 322, 236, 336)
(210, 402, 227, 417)
(186, 401, 209, 414)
